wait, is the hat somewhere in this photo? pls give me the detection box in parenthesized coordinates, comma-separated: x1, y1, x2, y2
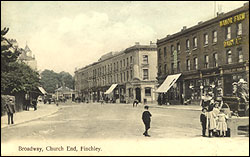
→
(238, 79, 247, 84)
(232, 82, 238, 85)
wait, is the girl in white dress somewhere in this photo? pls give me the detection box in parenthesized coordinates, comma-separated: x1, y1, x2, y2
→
(217, 109, 229, 137)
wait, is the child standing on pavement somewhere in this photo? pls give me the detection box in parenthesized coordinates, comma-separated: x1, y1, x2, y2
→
(217, 109, 228, 137)
(142, 105, 152, 137)
(200, 108, 207, 137)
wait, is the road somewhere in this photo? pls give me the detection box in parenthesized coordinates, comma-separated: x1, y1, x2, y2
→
(1, 102, 249, 156)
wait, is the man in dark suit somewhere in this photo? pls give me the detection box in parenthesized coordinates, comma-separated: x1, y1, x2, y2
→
(5, 98, 16, 125)
(142, 105, 152, 137)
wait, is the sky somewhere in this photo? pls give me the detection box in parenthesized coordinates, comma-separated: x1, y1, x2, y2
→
(1, 1, 248, 75)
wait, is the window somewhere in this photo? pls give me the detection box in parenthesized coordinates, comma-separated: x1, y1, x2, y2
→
(127, 58, 129, 67)
(171, 63, 174, 73)
(158, 49, 161, 59)
(177, 61, 180, 72)
(177, 43, 180, 52)
(158, 65, 162, 75)
(164, 64, 167, 74)
(143, 55, 148, 64)
(127, 71, 129, 81)
(213, 53, 218, 67)
(120, 60, 122, 69)
(193, 37, 197, 48)
(143, 69, 149, 80)
(114, 63, 116, 71)
(120, 73, 122, 82)
(186, 39, 190, 50)
(130, 70, 133, 80)
(130, 56, 133, 64)
(226, 26, 231, 40)
(238, 48, 243, 62)
(164, 47, 167, 57)
(186, 59, 190, 71)
(171, 45, 174, 55)
(194, 57, 198, 70)
(145, 87, 151, 96)
(117, 74, 119, 83)
(123, 59, 125, 67)
(204, 55, 209, 68)
(204, 33, 208, 45)
(124, 72, 126, 81)
(212, 31, 217, 43)
(237, 23, 242, 36)
(227, 50, 232, 64)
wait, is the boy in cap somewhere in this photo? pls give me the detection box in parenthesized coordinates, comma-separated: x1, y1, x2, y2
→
(142, 105, 152, 137)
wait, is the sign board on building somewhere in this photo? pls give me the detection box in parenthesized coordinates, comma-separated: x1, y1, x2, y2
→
(219, 12, 246, 27)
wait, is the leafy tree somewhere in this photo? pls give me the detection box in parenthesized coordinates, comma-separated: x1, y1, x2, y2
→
(40, 70, 74, 93)
(1, 28, 40, 95)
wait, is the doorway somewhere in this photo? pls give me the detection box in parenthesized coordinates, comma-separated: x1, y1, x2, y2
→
(135, 87, 141, 102)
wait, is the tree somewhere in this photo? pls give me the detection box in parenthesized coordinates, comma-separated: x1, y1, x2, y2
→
(1, 28, 40, 95)
(40, 70, 74, 93)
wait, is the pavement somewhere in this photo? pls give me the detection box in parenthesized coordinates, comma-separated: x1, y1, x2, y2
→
(1, 102, 60, 129)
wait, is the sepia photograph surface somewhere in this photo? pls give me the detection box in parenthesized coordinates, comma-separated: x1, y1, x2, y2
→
(1, 1, 249, 156)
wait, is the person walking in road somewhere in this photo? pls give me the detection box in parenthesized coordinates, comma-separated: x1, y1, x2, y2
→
(133, 99, 139, 107)
(142, 105, 152, 137)
(200, 108, 207, 137)
(4, 98, 16, 125)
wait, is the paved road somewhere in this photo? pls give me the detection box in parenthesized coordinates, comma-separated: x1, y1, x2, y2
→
(1, 102, 201, 141)
(1, 102, 249, 156)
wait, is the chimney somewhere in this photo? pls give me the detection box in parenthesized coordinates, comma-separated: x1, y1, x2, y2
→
(150, 41, 155, 45)
(166, 34, 171, 38)
(135, 42, 140, 45)
(181, 26, 187, 31)
(198, 21, 203, 25)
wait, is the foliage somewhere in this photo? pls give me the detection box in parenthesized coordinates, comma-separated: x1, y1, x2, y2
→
(1, 28, 40, 95)
(40, 70, 74, 93)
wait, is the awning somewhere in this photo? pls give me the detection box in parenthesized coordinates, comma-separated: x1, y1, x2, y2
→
(104, 84, 118, 94)
(155, 73, 181, 93)
(38, 87, 47, 95)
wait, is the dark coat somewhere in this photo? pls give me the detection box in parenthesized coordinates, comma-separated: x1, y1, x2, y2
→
(5, 103, 15, 114)
(142, 110, 152, 129)
(200, 113, 207, 125)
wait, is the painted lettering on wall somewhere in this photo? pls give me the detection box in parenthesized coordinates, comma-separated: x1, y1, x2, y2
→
(219, 12, 245, 27)
(224, 37, 242, 48)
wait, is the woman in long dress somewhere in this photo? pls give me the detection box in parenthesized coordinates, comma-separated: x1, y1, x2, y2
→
(217, 110, 229, 137)
(206, 105, 217, 137)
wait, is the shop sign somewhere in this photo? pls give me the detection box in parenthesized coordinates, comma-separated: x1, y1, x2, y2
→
(224, 37, 242, 48)
(219, 12, 245, 27)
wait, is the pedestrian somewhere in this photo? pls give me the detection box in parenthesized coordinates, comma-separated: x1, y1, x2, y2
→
(200, 108, 207, 137)
(32, 99, 37, 111)
(217, 109, 229, 137)
(4, 98, 16, 125)
(142, 105, 152, 137)
(133, 99, 139, 107)
(206, 105, 217, 137)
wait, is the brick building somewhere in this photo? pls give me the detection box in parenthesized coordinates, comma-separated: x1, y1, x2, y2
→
(156, 3, 249, 105)
(74, 42, 158, 104)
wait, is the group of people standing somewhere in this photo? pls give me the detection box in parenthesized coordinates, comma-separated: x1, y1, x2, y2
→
(200, 95, 229, 137)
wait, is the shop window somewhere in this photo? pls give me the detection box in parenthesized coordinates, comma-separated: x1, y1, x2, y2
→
(227, 50, 232, 64)
(145, 88, 151, 96)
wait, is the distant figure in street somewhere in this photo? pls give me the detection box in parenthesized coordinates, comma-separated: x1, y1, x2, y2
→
(32, 99, 37, 111)
(200, 108, 207, 137)
(142, 105, 152, 137)
(4, 98, 16, 125)
(133, 99, 139, 107)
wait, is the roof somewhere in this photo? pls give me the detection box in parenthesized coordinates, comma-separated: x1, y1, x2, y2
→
(55, 86, 74, 92)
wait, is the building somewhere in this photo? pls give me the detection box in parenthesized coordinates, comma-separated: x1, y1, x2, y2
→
(156, 3, 249, 105)
(74, 42, 158, 104)
(17, 44, 38, 71)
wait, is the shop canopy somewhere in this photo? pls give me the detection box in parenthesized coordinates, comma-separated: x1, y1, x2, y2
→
(104, 84, 118, 94)
(38, 87, 47, 95)
(155, 73, 182, 93)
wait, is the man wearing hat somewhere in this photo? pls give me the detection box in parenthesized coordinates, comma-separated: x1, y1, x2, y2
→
(142, 105, 152, 137)
(4, 97, 16, 125)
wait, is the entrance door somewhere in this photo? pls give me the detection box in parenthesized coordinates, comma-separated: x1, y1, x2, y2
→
(135, 87, 141, 102)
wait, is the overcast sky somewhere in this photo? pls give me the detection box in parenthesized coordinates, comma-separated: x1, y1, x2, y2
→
(1, 1, 248, 75)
